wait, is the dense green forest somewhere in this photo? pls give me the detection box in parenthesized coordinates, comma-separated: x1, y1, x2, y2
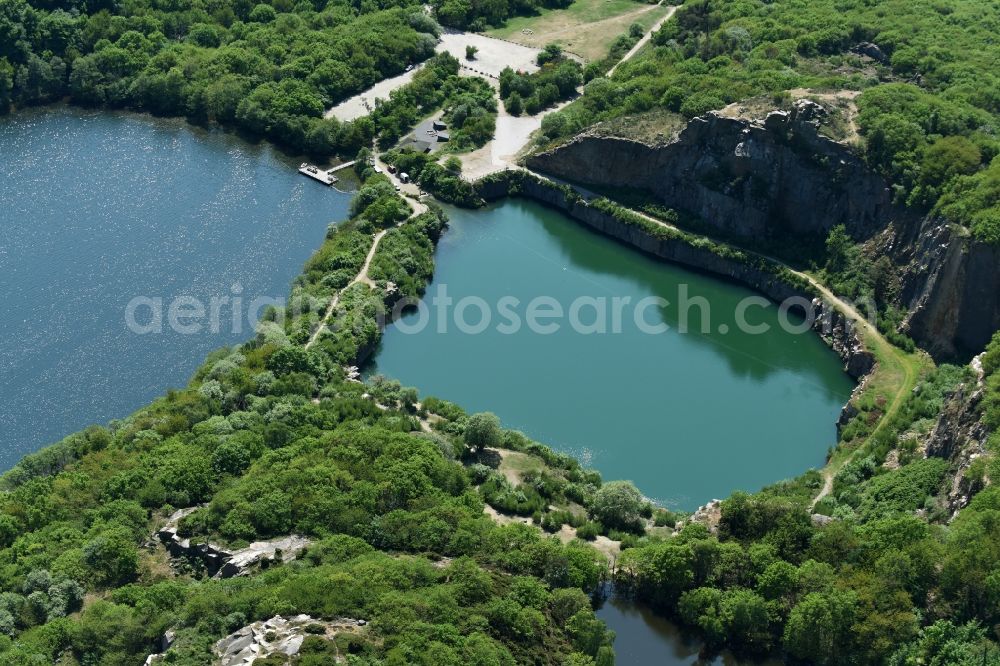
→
(430, 0, 573, 31)
(0, 0, 518, 158)
(0, 181, 621, 664)
(0, 0, 444, 155)
(539, 0, 1000, 243)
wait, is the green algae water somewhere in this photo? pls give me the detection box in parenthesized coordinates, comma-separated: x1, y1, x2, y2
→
(595, 586, 783, 665)
(368, 198, 854, 508)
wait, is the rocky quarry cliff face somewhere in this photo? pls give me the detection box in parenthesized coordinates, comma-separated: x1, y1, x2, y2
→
(480, 172, 875, 382)
(527, 101, 1000, 359)
(924, 356, 992, 516)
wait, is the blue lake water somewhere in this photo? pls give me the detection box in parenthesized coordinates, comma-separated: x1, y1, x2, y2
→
(0, 107, 352, 470)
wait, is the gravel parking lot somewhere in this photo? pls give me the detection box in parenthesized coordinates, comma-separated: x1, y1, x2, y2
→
(326, 31, 542, 121)
(436, 30, 541, 78)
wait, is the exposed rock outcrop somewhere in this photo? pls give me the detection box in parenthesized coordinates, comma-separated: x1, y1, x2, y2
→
(683, 498, 722, 534)
(853, 41, 889, 63)
(480, 173, 873, 381)
(526, 104, 1000, 358)
(924, 356, 992, 516)
(528, 105, 899, 242)
(155, 508, 311, 578)
(812, 298, 875, 380)
(900, 221, 1000, 358)
(810, 513, 836, 527)
(215, 614, 366, 666)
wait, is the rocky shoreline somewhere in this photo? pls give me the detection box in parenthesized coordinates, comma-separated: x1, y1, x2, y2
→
(476, 170, 874, 383)
(524, 102, 1000, 359)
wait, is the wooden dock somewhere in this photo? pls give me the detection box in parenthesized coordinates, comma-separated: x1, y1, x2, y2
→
(298, 163, 336, 186)
(328, 160, 357, 173)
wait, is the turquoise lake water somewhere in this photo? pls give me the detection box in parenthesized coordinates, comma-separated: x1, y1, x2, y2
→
(368, 199, 855, 508)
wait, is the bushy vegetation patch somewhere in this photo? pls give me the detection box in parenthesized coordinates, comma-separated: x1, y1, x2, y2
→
(538, 0, 1000, 243)
(370, 53, 497, 151)
(499, 45, 582, 116)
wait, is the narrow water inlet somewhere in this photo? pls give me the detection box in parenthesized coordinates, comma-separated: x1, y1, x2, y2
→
(595, 584, 784, 665)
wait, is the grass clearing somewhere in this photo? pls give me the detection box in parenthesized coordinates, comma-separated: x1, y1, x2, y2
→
(487, 0, 669, 62)
(589, 108, 687, 143)
(496, 448, 546, 485)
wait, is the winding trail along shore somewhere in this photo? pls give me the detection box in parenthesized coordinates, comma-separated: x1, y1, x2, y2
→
(304, 228, 387, 350)
(809, 311, 922, 507)
(802, 273, 922, 507)
(305, 155, 429, 350)
(783, 275, 920, 504)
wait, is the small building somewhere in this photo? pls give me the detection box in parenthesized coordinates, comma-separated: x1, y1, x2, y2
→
(432, 120, 447, 131)
(435, 131, 450, 142)
(402, 139, 432, 153)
